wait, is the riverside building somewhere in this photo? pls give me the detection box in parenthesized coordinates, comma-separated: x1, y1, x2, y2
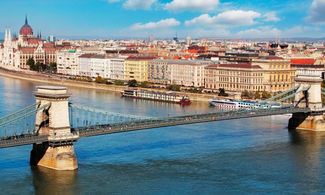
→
(125, 56, 156, 82)
(252, 56, 295, 93)
(205, 56, 295, 93)
(57, 49, 82, 75)
(0, 17, 65, 70)
(78, 54, 126, 79)
(205, 63, 265, 92)
(148, 59, 170, 85)
(168, 59, 214, 87)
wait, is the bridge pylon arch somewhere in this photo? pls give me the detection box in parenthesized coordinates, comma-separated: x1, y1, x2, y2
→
(289, 69, 325, 131)
(30, 86, 78, 170)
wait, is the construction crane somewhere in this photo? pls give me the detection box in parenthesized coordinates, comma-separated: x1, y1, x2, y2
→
(197, 38, 208, 55)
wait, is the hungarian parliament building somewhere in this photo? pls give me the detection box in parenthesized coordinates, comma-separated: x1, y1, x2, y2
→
(0, 17, 71, 70)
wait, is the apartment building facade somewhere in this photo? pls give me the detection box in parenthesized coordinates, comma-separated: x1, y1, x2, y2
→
(125, 56, 156, 82)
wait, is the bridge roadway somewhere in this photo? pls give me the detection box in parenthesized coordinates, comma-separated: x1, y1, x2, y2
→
(75, 107, 312, 137)
(0, 107, 319, 148)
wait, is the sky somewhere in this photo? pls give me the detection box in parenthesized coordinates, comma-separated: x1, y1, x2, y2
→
(0, 0, 324, 39)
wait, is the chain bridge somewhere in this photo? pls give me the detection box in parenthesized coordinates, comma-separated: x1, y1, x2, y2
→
(0, 69, 325, 170)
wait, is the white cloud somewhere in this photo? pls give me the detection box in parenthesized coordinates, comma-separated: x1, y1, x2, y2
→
(264, 12, 280, 22)
(165, 0, 219, 12)
(123, 0, 157, 10)
(306, 0, 325, 24)
(236, 25, 323, 38)
(237, 26, 281, 38)
(108, 0, 156, 10)
(130, 18, 180, 30)
(185, 10, 261, 27)
(283, 25, 321, 37)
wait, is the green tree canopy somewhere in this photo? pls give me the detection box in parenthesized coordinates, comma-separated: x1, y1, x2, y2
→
(261, 91, 272, 100)
(128, 79, 138, 87)
(114, 80, 124, 85)
(50, 62, 57, 72)
(254, 91, 261, 99)
(218, 88, 229, 96)
(139, 81, 150, 88)
(95, 76, 107, 83)
(168, 84, 181, 91)
(27, 58, 36, 70)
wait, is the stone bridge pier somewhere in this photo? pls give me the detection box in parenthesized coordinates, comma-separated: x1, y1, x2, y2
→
(30, 86, 78, 170)
(289, 70, 325, 131)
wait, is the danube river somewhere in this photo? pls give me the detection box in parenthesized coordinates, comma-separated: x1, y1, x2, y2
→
(0, 76, 324, 194)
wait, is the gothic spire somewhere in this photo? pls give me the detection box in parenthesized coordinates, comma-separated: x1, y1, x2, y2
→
(25, 15, 28, 25)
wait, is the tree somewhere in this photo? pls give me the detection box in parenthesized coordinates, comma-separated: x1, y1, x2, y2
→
(218, 88, 228, 96)
(35, 62, 42, 71)
(241, 90, 253, 99)
(95, 76, 106, 83)
(261, 91, 271, 100)
(27, 58, 36, 70)
(168, 84, 181, 91)
(50, 62, 57, 72)
(254, 91, 261, 99)
(128, 79, 137, 87)
(86, 77, 93, 82)
(139, 81, 150, 88)
(114, 80, 124, 85)
(41, 63, 48, 71)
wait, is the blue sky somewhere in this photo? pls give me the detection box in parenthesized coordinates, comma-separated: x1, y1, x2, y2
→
(0, 0, 324, 39)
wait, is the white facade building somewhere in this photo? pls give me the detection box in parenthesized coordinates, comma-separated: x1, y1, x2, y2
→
(109, 57, 126, 80)
(169, 60, 214, 87)
(91, 55, 109, 78)
(57, 49, 81, 75)
(78, 54, 126, 79)
(78, 54, 93, 77)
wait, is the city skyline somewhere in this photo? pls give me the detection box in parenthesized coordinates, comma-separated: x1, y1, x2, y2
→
(0, 0, 324, 39)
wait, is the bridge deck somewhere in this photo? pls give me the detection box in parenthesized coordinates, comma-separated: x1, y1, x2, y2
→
(75, 107, 311, 138)
(0, 107, 319, 148)
(0, 135, 48, 148)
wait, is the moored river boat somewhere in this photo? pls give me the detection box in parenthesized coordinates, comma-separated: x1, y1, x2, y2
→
(121, 89, 191, 105)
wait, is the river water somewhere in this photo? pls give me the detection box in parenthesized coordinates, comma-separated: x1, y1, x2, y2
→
(0, 76, 324, 194)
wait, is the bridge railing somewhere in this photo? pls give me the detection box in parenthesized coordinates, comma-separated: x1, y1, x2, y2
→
(68, 102, 156, 128)
(0, 102, 50, 139)
(73, 106, 312, 137)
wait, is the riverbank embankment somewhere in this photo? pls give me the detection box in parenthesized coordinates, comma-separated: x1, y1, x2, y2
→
(0, 68, 218, 102)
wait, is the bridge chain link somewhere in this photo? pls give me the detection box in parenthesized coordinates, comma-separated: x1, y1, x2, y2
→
(0, 102, 51, 140)
(73, 107, 312, 138)
(68, 102, 156, 129)
(260, 84, 300, 103)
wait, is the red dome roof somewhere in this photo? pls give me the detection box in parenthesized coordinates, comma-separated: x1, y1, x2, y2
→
(19, 17, 33, 36)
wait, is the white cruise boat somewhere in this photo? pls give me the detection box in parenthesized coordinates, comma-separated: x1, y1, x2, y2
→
(209, 99, 281, 110)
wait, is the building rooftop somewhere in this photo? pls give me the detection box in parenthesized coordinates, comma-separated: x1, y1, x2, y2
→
(291, 59, 315, 65)
(257, 56, 284, 60)
(150, 59, 214, 65)
(127, 56, 157, 60)
(205, 63, 262, 69)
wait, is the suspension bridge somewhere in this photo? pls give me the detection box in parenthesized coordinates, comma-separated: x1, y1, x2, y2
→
(0, 69, 324, 170)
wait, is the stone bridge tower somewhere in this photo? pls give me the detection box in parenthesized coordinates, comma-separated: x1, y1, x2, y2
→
(289, 69, 325, 131)
(30, 86, 78, 170)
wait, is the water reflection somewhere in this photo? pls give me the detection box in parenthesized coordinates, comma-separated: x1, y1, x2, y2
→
(31, 166, 79, 195)
(289, 130, 325, 191)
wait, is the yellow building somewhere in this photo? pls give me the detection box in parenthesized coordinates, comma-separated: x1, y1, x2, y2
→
(205, 56, 295, 94)
(252, 56, 295, 93)
(205, 63, 265, 92)
(125, 56, 156, 82)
